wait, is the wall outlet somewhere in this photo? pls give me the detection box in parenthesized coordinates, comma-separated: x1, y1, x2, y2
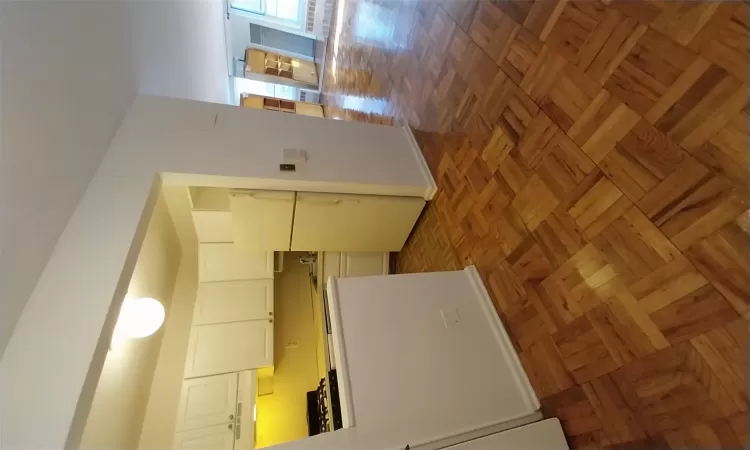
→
(441, 308, 461, 329)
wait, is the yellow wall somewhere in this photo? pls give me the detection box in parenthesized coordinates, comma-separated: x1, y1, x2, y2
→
(138, 186, 200, 450)
(79, 193, 181, 450)
(256, 253, 321, 448)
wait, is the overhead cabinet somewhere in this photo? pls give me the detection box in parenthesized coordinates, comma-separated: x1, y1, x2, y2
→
(184, 320, 273, 378)
(190, 187, 234, 243)
(175, 373, 238, 431)
(173, 371, 256, 450)
(199, 243, 274, 282)
(228, 190, 295, 251)
(229, 189, 425, 252)
(291, 192, 425, 251)
(193, 280, 274, 325)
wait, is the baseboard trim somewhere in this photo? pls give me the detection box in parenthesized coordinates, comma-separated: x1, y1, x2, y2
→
(401, 122, 438, 201)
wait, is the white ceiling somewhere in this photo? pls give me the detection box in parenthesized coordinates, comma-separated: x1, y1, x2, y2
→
(0, 0, 230, 358)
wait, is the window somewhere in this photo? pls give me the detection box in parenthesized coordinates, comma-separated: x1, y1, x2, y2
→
(231, 0, 300, 21)
(234, 77, 296, 102)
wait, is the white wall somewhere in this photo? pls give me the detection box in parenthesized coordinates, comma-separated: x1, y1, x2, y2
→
(0, 95, 433, 450)
(79, 194, 181, 450)
(0, 0, 230, 361)
(129, 1, 230, 103)
(0, 0, 136, 360)
(137, 187, 199, 450)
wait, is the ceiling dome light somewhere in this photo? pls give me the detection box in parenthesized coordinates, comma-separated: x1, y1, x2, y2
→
(115, 297, 165, 339)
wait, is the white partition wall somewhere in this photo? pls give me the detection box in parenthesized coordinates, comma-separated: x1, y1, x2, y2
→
(0, 96, 435, 450)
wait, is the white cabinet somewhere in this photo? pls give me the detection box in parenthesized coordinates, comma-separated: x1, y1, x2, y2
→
(340, 252, 390, 277)
(199, 243, 274, 282)
(173, 371, 257, 450)
(175, 373, 238, 431)
(190, 187, 235, 244)
(192, 211, 234, 243)
(229, 190, 295, 251)
(172, 424, 235, 450)
(291, 192, 425, 251)
(184, 320, 273, 378)
(194, 280, 274, 325)
(323, 252, 389, 283)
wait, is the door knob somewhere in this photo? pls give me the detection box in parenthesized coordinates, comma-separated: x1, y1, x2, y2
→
(229, 414, 234, 421)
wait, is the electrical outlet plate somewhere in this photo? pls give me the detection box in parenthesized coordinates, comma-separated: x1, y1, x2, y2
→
(441, 308, 461, 329)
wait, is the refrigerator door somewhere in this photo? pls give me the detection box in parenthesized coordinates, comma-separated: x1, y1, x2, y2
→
(440, 419, 569, 450)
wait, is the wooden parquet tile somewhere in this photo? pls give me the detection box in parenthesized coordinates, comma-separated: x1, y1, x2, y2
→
(322, 0, 748, 447)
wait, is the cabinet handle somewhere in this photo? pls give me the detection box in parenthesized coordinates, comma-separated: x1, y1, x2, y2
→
(228, 423, 233, 430)
(232, 191, 294, 201)
(269, 311, 273, 316)
(229, 414, 234, 421)
(269, 318, 273, 323)
(297, 196, 360, 206)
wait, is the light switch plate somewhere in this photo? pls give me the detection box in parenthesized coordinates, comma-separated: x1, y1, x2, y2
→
(283, 148, 307, 163)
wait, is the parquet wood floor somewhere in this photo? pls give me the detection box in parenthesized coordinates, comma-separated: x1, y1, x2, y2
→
(321, 1, 748, 448)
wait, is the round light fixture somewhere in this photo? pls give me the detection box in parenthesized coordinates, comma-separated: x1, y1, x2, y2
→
(115, 297, 165, 339)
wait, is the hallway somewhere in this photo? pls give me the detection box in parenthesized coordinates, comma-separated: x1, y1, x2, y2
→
(321, 1, 748, 448)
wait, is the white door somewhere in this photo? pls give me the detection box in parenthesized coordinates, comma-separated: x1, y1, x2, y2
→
(291, 192, 425, 251)
(184, 320, 274, 378)
(341, 252, 389, 277)
(175, 373, 238, 431)
(229, 190, 295, 251)
(199, 243, 274, 282)
(172, 424, 235, 450)
(192, 211, 234, 243)
(193, 280, 274, 325)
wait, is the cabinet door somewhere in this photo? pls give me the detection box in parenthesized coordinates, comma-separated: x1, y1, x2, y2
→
(192, 211, 234, 243)
(172, 424, 235, 450)
(341, 252, 389, 277)
(184, 321, 274, 378)
(175, 373, 238, 431)
(229, 190, 295, 251)
(199, 243, 274, 282)
(193, 280, 274, 325)
(291, 192, 425, 251)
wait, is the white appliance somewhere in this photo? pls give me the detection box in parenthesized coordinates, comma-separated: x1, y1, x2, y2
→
(326, 266, 541, 448)
(269, 266, 568, 450)
(441, 419, 568, 450)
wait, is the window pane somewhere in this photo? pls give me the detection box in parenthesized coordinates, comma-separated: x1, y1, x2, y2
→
(266, 0, 299, 21)
(274, 85, 296, 100)
(231, 0, 264, 14)
(235, 78, 275, 97)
